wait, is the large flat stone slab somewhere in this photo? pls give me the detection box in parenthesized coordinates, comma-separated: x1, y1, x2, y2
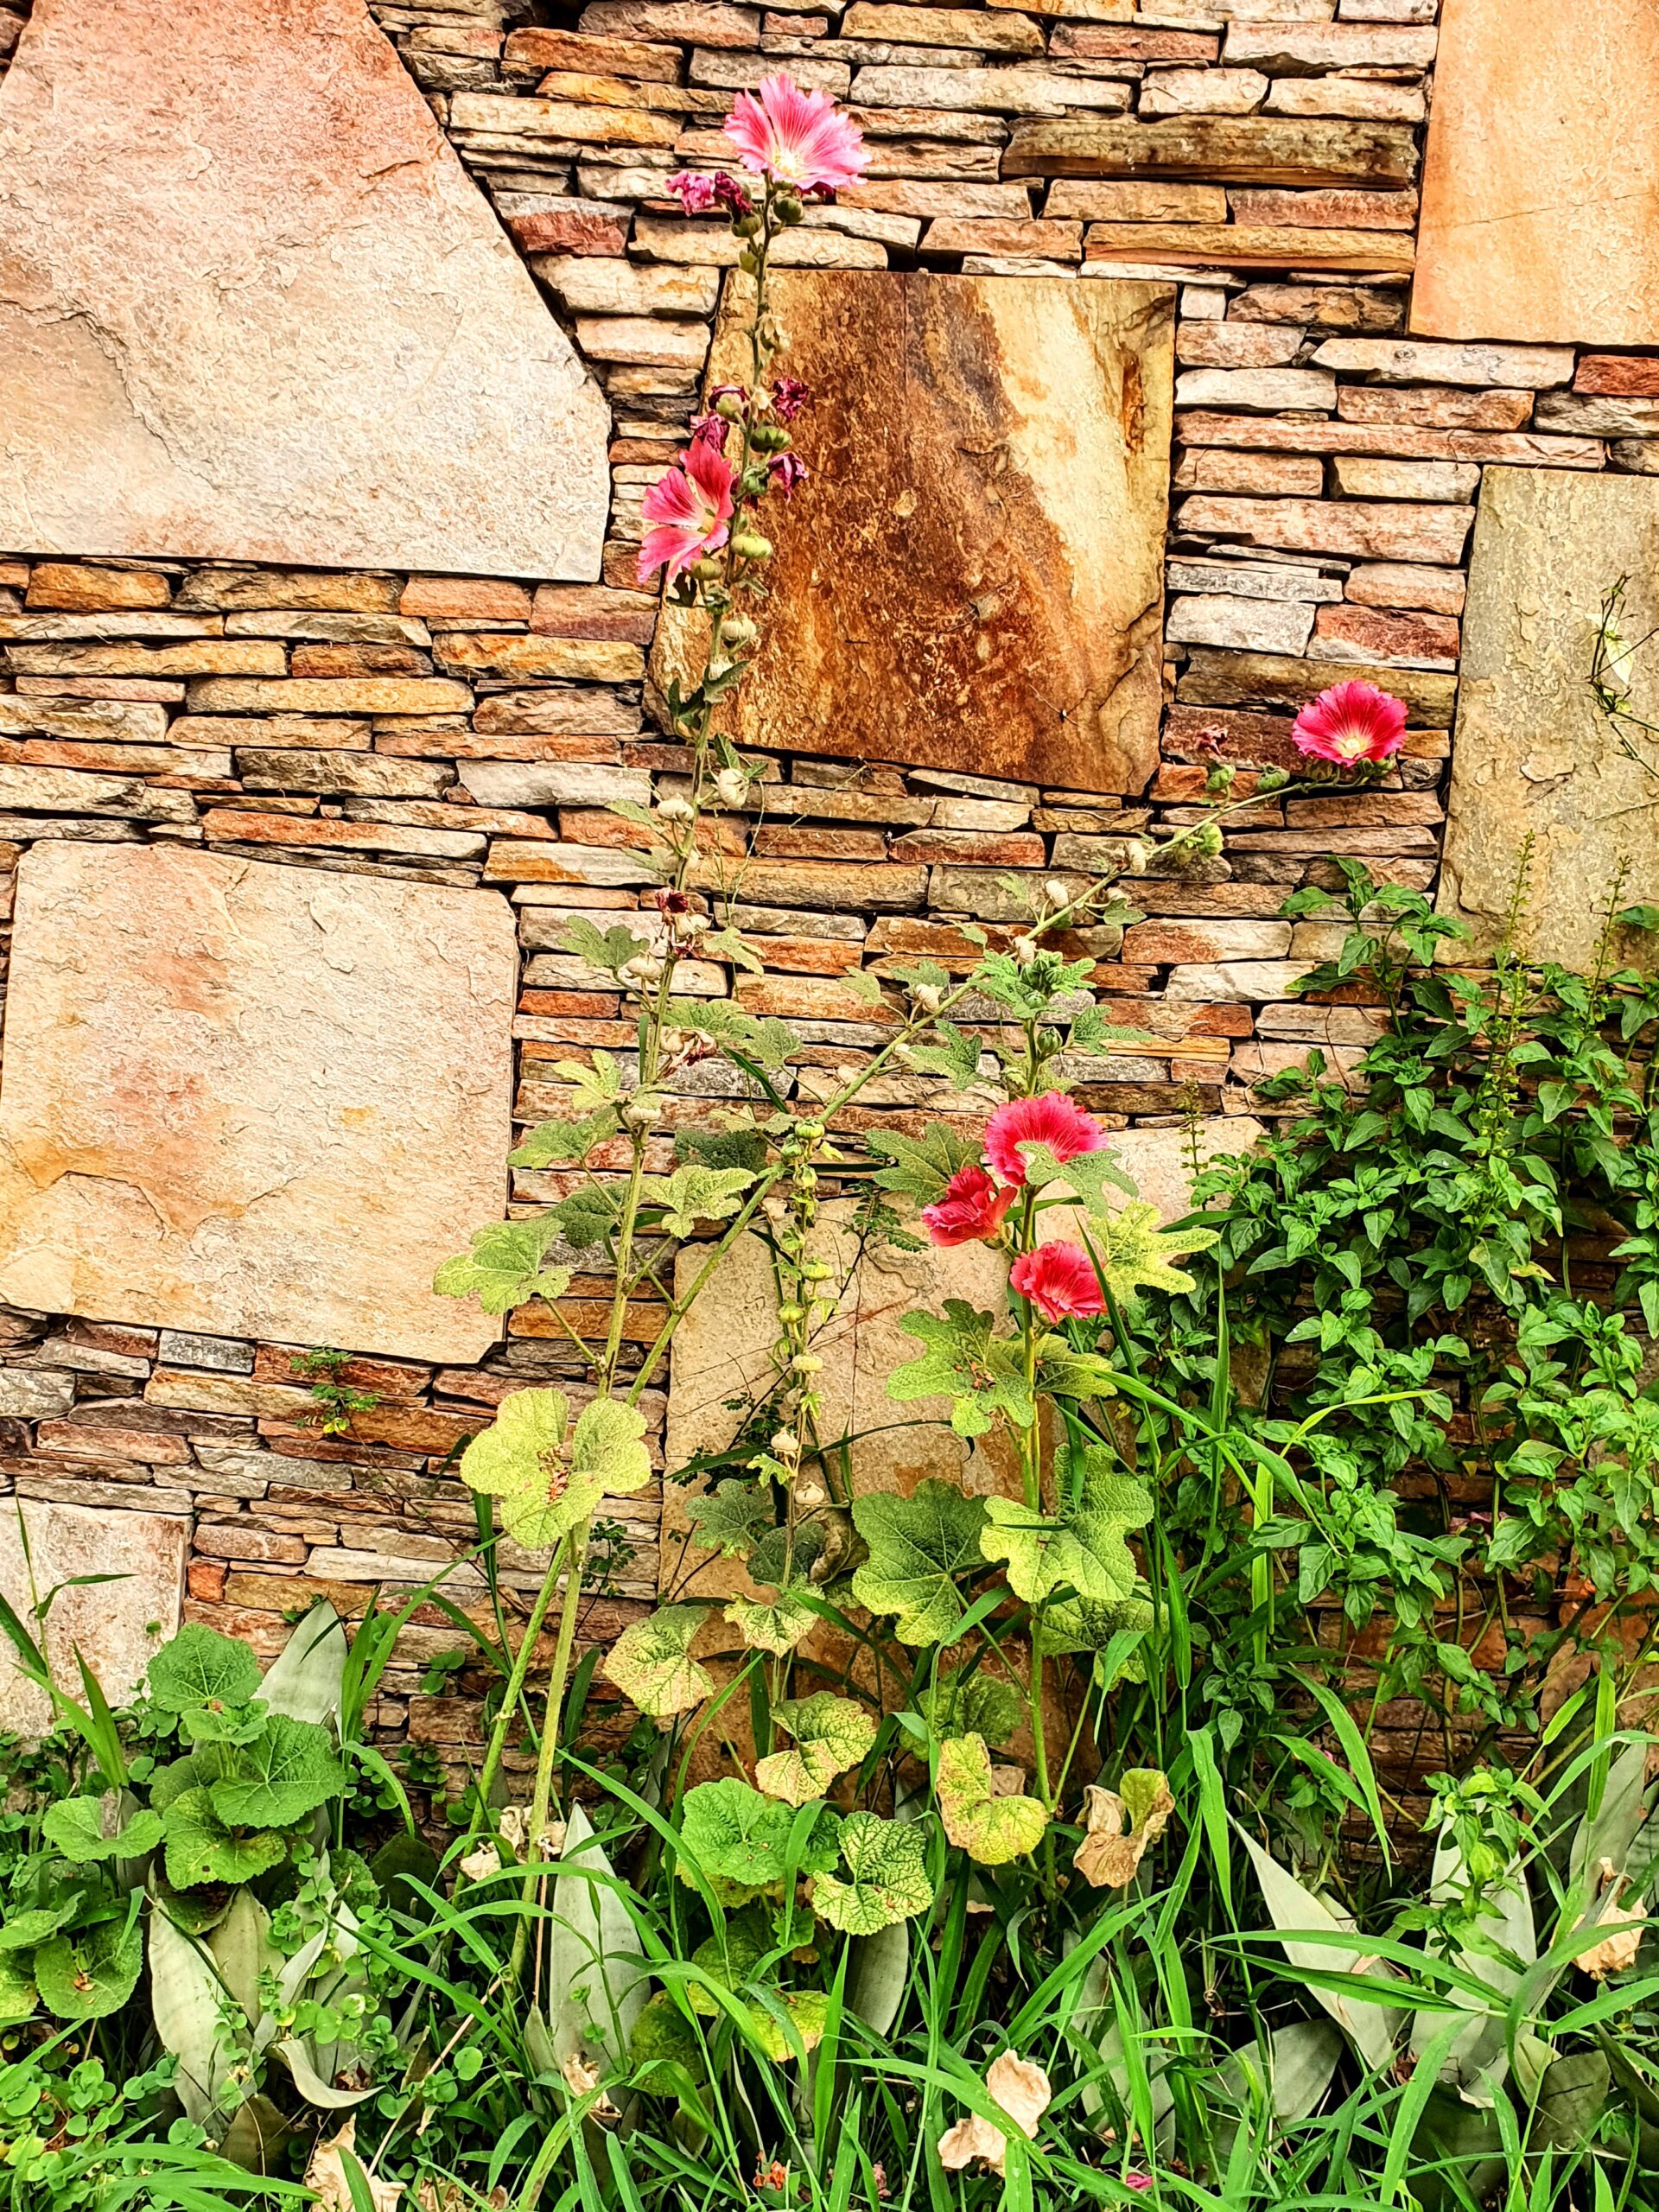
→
(1412, 0, 1659, 346)
(0, 1501, 186, 1732)
(0, 0, 609, 576)
(0, 845, 517, 1361)
(1439, 469, 1659, 967)
(654, 272, 1173, 795)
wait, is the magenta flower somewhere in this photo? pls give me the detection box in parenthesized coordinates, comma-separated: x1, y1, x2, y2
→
(665, 170, 719, 215)
(713, 171, 752, 214)
(688, 412, 728, 451)
(983, 1091, 1109, 1190)
(772, 375, 811, 422)
(921, 1166, 1017, 1249)
(723, 73, 869, 194)
(769, 451, 809, 499)
(1010, 1242, 1106, 1325)
(1292, 680, 1408, 766)
(636, 441, 736, 588)
(1125, 2179, 1154, 2196)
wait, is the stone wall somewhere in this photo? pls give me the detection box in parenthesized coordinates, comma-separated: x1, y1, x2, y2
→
(0, 0, 1655, 1788)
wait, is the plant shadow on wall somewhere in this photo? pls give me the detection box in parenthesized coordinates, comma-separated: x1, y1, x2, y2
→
(3, 70, 1659, 2212)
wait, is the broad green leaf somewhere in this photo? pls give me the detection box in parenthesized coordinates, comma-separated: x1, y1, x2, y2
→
(980, 1443, 1151, 1606)
(207, 1890, 277, 2026)
(459, 1389, 651, 1554)
(746, 1987, 831, 2063)
(561, 917, 652, 976)
(509, 1104, 622, 1170)
(0, 1905, 73, 1954)
(850, 1480, 989, 1646)
(208, 1715, 345, 1830)
(1018, 1143, 1138, 1208)
(887, 1303, 1035, 1440)
(148, 1623, 262, 1715)
(642, 1165, 754, 1238)
(912, 1668, 1023, 1748)
(756, 1694, 876, 1807)
(1081, 1201, 1217, 1301)
(677, 1779, 839, 1897)
(1238, 1830, 1397, 2070)
(41, 1793, 162, 1866)
(0, 1949, 35, 2024)
(866, 1126, 985, 1207)
(433, 1217, 573, 1316)
(683, 1481, 772, 1558)
(937, 1735, 1048, 1866)
(35, 1916, 143, 2021)
(1042, 1592, 1154, 1656)
(811, 1813, 934, 1935)
(259, 1601, 348, 1731)
(149, 1904, 245, 2125)
(723, 1590, 817, 1656)
(162, 1789, 288, 1891)
(603, 1605, 715, 1719)
(666, 998, 793, 1071)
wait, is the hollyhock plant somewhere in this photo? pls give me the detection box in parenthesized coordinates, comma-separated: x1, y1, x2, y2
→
(769, 451, 809, 498)
(1292, 679, 1408, 766)
(665, 170, 719, 215)
(636, 438, 736, 588)
(922, 1165, 1017, 1249)
(984, 1090, 1110, 1190)
(772, 374, 810, 421)
(1010, 1242, 1108, 1325)
(723, 72, 869, 194)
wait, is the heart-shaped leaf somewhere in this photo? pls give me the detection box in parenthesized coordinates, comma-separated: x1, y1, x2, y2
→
(850, 1481, 988, 1647)
(937, 1736, 1048, 1866)
(461, 1389, 651, 1554)
(148, 1624, 262, 1716)
(41, 1794, 163, 1866)
(756, 1694, 876, 1807)
(603, 1605, 715, 1719)
(811, 1813, 934, 1935)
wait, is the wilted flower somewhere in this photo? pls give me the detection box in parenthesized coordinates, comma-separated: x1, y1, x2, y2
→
(1579, 1857, 1648, 1979)
(1292, 679, 1408, 766)
(938, 2052, 1052, 2177)
(665, 170, 720, 214)
(921, 1165, 1016, 1249)
(769, 450, 809, 498)
(1009, 1240, 1107, 1325)
(637, 440, 737, 588)
(772, 374, 810, 420)
(458, 1841, 500, 1882)
(983, 1090, 1109, 1189)
(723, 73, 869, 194)
(1073, 1771, 1174, 1890)
(689, 411, 728, 451)
(651, 887, 694, 916)
(306, 2122, 404, 2212)
(656, 794, 694, 824)
(713, 171, 752, 215)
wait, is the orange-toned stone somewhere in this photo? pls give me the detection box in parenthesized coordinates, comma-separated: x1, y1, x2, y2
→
(1313, 604, 1459, 662)
(290, 642, 429, 678)
(26, 563, 170, 611)
(1413, 0, 1659, 346)
(402, 575, 535, 622)
(1575, 356, 1659, 397)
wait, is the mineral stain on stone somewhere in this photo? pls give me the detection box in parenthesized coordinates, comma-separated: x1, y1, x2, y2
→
(653, 272, 1174, 795)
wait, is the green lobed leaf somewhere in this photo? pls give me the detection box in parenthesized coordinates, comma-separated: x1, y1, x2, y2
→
(866, 1126, 985, 1208)
(810, 1813, 934, 1936)
(508, 1104, 622, 1170)
(207, 1715, 345, 1831)
(683, 1481, 772, 1558)
(1083, 1202, 1217, 1302)
(980, 1441, 1152, 1607)
(677, 1778, 840, 1898)
(850, 1481, 989, 1646)
(459, 1389, 651, 1554)
(433, 1217, 573, 1316)
(35, 1916, 143, 2022)
(755, 1694, 876, 1807)
(886, 1303, 1035, 1440)
(147, 1623, 262, 1716)
(41, 1794, 162, 1866)
(642, 1164, 755, 1239)
(912, 1667, 1023, 1748)
(162, 1790, 289, 1891)
(723, 1589, 817, 1656)
(936, 1734, 1049, 1866)
(603, 1605, 715, 1719)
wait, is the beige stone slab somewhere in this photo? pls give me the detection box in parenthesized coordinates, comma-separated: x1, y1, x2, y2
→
(0, 844, 517, 1361)
(1439, 468, 1659, 967)
(0, 1498, 186, 1732)
(0, 0, 608, 577)
(654, 271, 1174, 795)
(1412, 0, 1659, 346)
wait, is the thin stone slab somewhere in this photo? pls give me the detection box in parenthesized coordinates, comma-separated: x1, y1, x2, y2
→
(1412, 0, 1659, 346)
(1439, 469, 1659, 967)
(0, 845, 517, 1361)
(0, 1500, 186, 1732)
(655, 271, 1173, 793)
(0, 0, 608, 577)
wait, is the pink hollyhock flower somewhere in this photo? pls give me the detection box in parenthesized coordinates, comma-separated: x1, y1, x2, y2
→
(636, 441, 736, 588)
(1010, 1242, 1106, 1325)
(1125, 2179, 1154, 2196)
(666, 170, 719, 214)
(921, 1166, 1017, 1249)
(713, 171, 752, 214)
(772, 375, 810, 421)
(983, 1090, 1109, 1190)
(723, 73, 869, 194)
(1292, 679, 1408, 766)
(769, 451, 808, 498)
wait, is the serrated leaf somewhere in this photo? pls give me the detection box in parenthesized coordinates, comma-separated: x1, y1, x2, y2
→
(683, 1481, 772, 1557)
(162, 1790, 289, 1891)
(148, 1624, 263, 1715)
(550, 1182, 626, 1250)
(866, 1127, 985, 1208)
(723, 1590, 817, 1655)
(702, 925, 765, 975)
(936, 1735, 1048, 1866)
(1042, 1591, 1154, 1658)
(906, 1021, 983, 1090)
(508, 1105, 622, 1171)
(1083, 1202, 1217, 1301)
(35, 1916, 143, 2021)
(667, 999, 792, 1070)
(674, 1126, 770, 1174)
(207, 1715, 344, 1831)
(850, 1481, 989, 1646)
(643, 1164, 755, 1238)
(603, 1605, 715, 1719)
(1017, 1142, 1139, 1206)
(756, 1694, 876, 1806)
(560, 917, 652, 976)
(677, 1779, 839, 1896)
(460, 1389, 651, 1553)
(810, 1813, 934, 1935)
(887, 1302, 1034, 1439)
(41, 1794, 162, 1866)
(433, 1217, 573, 1316)
(980, 1441, 1151, 1606)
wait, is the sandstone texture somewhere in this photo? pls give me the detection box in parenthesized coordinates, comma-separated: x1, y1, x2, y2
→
(0, 0, 609, 576)
(1412, 0, 1659, 346)
(655, 271, 1173, 794)
(0, 1500, 186, 1732)
(1440, 470, 1659, 968)
(0, 845, 517, 1360)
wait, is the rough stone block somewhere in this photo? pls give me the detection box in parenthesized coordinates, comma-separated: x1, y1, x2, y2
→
(0, 845, 517, 1361)
(0, 1499, 186, 1732)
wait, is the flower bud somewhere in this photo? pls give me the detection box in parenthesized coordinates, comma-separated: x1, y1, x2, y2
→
(1013, 934, 1038, 967)
(1257, 766, 1289, 793)
(656, 795, 694, 823)
(692, 555, 725, 582)
(771, 1430, 801, 1460)
(791, 1353, 823, 1375)
(1122, 841, 1149, 877)
(715, 391, 747, 420)
(1044, 877, 1073, 911)
(732, 213, 761, 239)
(731, 532, 773, 562)
(749, 422, 791, 454)
(773, 192, 804, 226)
(795, 1477, 827, 1509)
(912, 983, 943, 1014)
(714, 766, 750, 807)
(722, 616, 759, 648)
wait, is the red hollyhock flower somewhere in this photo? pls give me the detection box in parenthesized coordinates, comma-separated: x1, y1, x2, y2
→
(772, 375, 810, 421)
(921, 1165, 1017, 1249)
(1010, 1242, 1106, 1325)
(636, 440, 736, 588)
(769, 450, 809, 498)
(983, 1090, 1109, 1189)
(1292, 680, 1408, 766)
